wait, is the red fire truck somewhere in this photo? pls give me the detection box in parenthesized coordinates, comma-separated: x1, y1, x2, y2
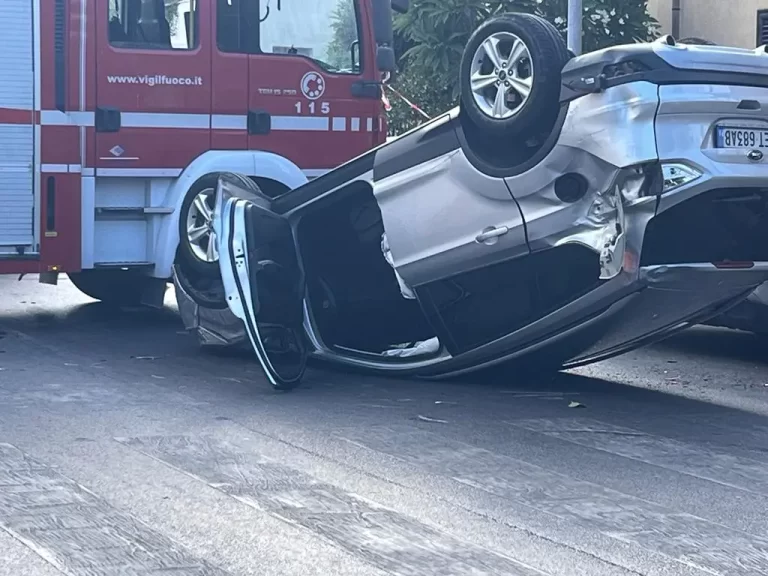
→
(0, 0, 405, 306)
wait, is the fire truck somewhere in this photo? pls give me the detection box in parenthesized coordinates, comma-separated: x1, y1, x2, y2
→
(0, 0, 405, 306)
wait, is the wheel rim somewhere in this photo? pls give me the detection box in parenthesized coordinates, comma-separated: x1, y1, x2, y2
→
(469, 31, 534, 120)
(185, 187, 218, 264)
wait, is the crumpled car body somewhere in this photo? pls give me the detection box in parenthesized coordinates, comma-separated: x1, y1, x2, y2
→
(175, 36, 768, 389)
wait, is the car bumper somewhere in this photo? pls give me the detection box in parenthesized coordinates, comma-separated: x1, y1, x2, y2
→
(413, 263, 766, 378)
(564, 264, 765, 366)
(703, 281, 768, 335)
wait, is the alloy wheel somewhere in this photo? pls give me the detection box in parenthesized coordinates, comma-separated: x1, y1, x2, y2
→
(469, 31, 534, 119)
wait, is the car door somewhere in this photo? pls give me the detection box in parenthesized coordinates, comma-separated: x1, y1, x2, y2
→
(213, 174, 308, 390)
(372, 113, 533, 356)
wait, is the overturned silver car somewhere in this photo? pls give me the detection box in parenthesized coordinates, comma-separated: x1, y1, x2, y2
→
(175, 13, 768, 389)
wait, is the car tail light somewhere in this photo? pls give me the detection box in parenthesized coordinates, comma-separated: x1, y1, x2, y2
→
(713, 261, 755, 269)
(661, 163, 703, 193)
(602, 60, 650, 80)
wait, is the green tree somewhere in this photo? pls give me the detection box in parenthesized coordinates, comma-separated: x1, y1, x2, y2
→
(326, 1, 360, 71)
(165, 0, 184, 35)
(388, 0, 659, 135)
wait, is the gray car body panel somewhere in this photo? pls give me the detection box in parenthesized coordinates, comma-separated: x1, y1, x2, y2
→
(174, 40, 768, 380)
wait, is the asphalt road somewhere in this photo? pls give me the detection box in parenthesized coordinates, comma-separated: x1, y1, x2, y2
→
(1, 275, 768, 576)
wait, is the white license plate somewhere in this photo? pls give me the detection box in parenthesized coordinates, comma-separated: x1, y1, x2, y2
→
(716, 126, 768, 149)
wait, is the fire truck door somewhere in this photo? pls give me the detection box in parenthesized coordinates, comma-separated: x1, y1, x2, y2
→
(210, 0, 250, 151)
(238, 0, 383, 178)
(0, 0, 36, 254)
(94, 0, 212, 173)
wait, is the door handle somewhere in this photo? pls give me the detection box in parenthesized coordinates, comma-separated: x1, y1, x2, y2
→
(95, 107, 121, 133)
(476, 226, 509, 243)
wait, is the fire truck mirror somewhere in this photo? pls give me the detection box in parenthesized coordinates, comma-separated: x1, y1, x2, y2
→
(391, 0, 409, 14)
(376, 46, 396, 73)
(371, 0, 394, 46)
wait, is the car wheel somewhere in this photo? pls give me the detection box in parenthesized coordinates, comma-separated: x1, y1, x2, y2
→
(459, 12, 569, 139)
(176, 173, 269, 305)
(178, 174, 220, 277)
(68, 269, 149, 307)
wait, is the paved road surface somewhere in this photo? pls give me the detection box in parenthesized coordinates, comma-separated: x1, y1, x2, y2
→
(1, 275, 768, 576)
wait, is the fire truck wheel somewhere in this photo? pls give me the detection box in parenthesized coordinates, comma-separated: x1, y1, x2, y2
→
(459, 12, 568, 139)
(178, 174, 221, 277)
(68, 269, 148, 307)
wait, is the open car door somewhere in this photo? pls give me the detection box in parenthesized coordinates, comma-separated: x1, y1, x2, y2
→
(213, 174, 308, 390)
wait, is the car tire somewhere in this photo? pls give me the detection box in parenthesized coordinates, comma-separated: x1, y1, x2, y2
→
(459, 12, 569, 139)
(178, 174, 221, 278)
(68, 269, 149, 307)
(173, 262, 229, 310)
(175, 173, 268, 309)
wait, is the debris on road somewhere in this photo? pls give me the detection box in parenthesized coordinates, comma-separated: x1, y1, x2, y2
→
(416, 415, 448, 424)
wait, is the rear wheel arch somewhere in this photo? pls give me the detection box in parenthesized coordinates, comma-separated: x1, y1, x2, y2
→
(154, 151, 308, 280)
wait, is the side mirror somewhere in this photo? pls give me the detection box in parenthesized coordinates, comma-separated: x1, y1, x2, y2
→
(376, 46, 396, 73)
(371, 0, 394, 46)
(391, 0, 409, 14)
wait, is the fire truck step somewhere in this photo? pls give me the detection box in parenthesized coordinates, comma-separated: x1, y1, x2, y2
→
(95, 207, 174, 216)
(92, 262, 154, 270)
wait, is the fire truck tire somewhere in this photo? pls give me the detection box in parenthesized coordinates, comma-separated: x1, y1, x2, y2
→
(178, 174, 221, 278)
(68, 270, 148, 307)
(459, 12, 568, 139)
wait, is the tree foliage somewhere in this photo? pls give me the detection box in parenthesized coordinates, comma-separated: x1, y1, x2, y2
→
(165, 0, 184, 35)
(326, 1, 360, 71)
(387, 0, 660, 135)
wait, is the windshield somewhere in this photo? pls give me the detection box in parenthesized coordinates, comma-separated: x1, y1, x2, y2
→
(260, 0, 361, 74)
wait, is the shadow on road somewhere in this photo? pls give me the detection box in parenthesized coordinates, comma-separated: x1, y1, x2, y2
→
(3, 298, 768, 458)
(650, 325, 768, 366)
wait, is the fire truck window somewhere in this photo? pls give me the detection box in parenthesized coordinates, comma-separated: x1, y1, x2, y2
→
(216, 0, 362, 74)
(109, 0, 200, 50)
(216, 0, 251, 53)
(262, 0, 362, 73)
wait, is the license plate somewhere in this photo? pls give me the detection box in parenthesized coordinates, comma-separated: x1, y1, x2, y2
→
(716, 126, 768, 149)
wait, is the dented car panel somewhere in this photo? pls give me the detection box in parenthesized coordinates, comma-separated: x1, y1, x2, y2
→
(506, 82, 660, 278)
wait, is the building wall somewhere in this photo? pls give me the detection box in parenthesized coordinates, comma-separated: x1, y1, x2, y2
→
(647, 0, 768, 48)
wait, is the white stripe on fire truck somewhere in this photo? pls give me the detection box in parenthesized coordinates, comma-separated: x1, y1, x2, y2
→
(121, 113, 209, 129)
(73, 167, 330, 178)
(210, 115, 247, 130)
(95, 168, 183, 177)
(41, 164, 82, 174)
(40, 110, 94, 126)
(39, 111, 378, 132)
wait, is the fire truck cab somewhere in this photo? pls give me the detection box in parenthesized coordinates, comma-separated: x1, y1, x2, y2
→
(0, 0, 403, 306)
